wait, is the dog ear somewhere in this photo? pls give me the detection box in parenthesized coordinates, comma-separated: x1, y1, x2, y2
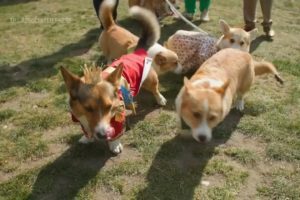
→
(154, 53, 167, 65)
(213, 79, 230, 97)
(107, 63, 124, 87)
(60, 66, 82, 98)
(248, 28, 258, 41)
(183, 76, 194, 92)
(219, 19, 230, 35)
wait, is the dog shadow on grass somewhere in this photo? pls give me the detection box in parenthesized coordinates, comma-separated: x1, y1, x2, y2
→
(28, 137, 114, 200)
(0, 28, 100, 91)
(136, 109, 243, 200)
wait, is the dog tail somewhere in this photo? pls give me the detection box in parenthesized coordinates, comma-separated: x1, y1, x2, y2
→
(253, 61, 284, 84)
(129, 6, 160, 50)
(99, 0, 116, 30)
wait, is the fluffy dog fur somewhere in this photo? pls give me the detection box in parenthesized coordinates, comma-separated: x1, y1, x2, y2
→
(175, 48, 283, 143)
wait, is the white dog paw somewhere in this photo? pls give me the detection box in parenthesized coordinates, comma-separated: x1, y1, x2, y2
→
(236, 99, 244, 111)
(108, 140, 123, 154)
(78, 135, 94, 144)
(156, 93, 167, 106)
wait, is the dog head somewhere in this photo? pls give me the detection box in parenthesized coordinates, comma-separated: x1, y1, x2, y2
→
(149, 43, 181, 74)
(216, 20, 257, 52)
(153, 50, 181, 74)
(176, 77, 230, 142)
(61, 65, 124, 140)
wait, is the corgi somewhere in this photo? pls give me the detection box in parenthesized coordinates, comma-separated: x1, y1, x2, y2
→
(61, 6, 166, 154)
(175, 48, 283, 143)
(99, 0, 180, 74)
(165, 20, 258, 74)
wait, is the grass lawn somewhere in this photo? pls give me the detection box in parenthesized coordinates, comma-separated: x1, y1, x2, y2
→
(0, 0, 300, 199)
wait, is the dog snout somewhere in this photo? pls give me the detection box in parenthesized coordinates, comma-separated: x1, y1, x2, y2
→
(96, 130, 106, 139)
(95, 125, 108, 139)
(198, 135, 207, 142)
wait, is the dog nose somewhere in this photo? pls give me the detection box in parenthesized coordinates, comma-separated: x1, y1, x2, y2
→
(96, 130, 106, 139)
(198, 135, 207, 142)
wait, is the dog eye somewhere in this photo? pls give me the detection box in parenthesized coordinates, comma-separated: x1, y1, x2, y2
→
(230, 39, 235, 43)
(85, 106, 94, 113)
(209, 115, 217, 121)
(193, 112, 202, 119)
(240, 41, 244, 46)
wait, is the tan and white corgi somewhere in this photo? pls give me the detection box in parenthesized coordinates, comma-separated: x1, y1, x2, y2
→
(99, 0, 181, 74)
(175, 48, 283, 143)
(165, 20, 258, 73)
(61, 6, 165, 154)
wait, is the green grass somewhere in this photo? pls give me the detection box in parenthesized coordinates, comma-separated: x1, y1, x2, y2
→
(0, 109, 16, 122)
(0, 0, 299, 199)
(224, 147, 257, 165)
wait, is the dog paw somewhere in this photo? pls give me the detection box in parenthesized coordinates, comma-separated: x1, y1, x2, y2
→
(108, 140, 123, 154)
(235, 99, 244, 111)
(156, 93, 167, 106)
(78, 135, 94, 144)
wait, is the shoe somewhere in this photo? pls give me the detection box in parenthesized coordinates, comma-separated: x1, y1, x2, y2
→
(200, 10, 209, 22)
(244, 21, 256, 32)
(183, 12, 194, 20)
(263, 26, 275, 37)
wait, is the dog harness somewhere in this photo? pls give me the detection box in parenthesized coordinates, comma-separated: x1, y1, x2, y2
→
(168, 30, 219, 73)
(71, 49, 152, 141)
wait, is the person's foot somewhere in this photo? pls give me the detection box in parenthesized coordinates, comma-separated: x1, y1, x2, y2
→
(244, 25, 256, 32)
(263, 26, 275, 37)
(183, 12, 194, 20)
(200, 10, 210, 22)
(244, 21, 256, 32)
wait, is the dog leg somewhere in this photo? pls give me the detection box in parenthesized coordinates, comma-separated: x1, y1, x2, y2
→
(155, 93, 167, 106)
(235, 95, 245, 111)
(142, 68, 167, 106)
(108, 139, 123, 154)
(78, 135, 95, 144)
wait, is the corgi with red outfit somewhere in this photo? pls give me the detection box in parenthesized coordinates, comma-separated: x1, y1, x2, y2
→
(61, 6, 163, 154)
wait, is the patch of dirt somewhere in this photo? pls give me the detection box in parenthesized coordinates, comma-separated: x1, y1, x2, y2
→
(120, 175, 144, 195)
(224, 132, 266, 154)
(237, 169, 262, 200)
(0, 142, 68, 183)
(105, 145, 142, 168)
(0, 92, 49, 111)
(93, 186, 122, 200)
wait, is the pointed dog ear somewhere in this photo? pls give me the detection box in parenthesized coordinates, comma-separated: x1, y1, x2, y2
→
(219, 19, 230, 35)
(154, 52, 167, 65)
(107, 63, 124, 88)
(213, 79, 230, 97)
(183, 76, 195, 94)
(60, 66, 82, 98)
